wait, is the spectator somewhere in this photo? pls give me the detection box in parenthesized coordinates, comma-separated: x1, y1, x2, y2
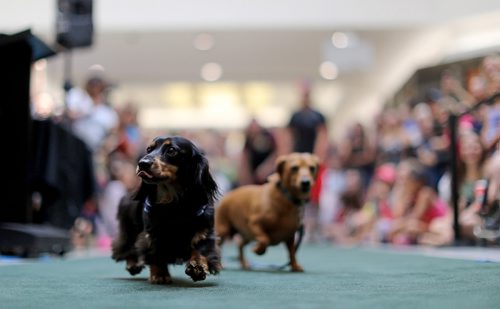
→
(318, 144, 346, 240)
(328, 169, 367, 245)
(95, 157, 139, 249)
(387, 158, 452, 246)
(375, 107, 411, 165)
(477, 55, 500, 154)
(339, 122, 376, 190)
(477, 152, 500, 236)
(362, 163, 398, 244)
(285, 80, 329, 243)
(67, 75, 119, 153)
(111, 103, 144, 162)
(65, 74, 120, 237)
(238, 118, 278, 185)
(413, 102, 450, 191)
(286, 80, 329, 161)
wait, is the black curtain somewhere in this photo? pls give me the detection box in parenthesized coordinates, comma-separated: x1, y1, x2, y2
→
(0, 31, 33, 223)
(29, 119, 96, 229)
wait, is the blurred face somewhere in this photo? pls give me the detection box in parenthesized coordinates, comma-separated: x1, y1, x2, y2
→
(247, 119, 261, 134)
(460, 132, 483, 165)
(395, 161, 424, 193)
(301, 91, 311, 108)
(345, 169, 362, 192)
(396, 161, 411, 183)
(383, 110, 400, 128)
(468, 75, 487, 99)
(372, 180, 392, 199)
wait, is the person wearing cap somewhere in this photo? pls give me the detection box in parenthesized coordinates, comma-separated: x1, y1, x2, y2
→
(358, 163, 397, 244)
(67, 75, 119, 153)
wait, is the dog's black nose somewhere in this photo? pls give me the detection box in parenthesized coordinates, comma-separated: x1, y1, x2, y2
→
(300, 179, 311, 191)
(138, 158, 153, 170)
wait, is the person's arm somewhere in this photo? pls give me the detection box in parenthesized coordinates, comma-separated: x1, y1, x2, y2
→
(409, 186, 435, 220)
(313, 123, 329, 163)
(237, 148, 254, 186)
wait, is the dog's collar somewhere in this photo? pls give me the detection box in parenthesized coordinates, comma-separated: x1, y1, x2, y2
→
(144, 197, 154, 213)
(144, 197, 208, 217)
(277, 183, 308, 207)
(196, 204, 208, 216)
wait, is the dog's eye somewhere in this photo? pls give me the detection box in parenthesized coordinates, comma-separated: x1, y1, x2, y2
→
(146, 146, 154, 153)
(291, 166, 299, 173)
(166, 147, 178, 157)
(309, 166, 317, 174)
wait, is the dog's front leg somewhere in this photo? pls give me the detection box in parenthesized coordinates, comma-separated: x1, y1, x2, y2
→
(185, 250, 209, 282)
(248, 220, 269, 255)
(149, 264, 172, 284)
(126, 256, 145, 275)
(285, 237, 303, 272)
(237, 238, 251, 270)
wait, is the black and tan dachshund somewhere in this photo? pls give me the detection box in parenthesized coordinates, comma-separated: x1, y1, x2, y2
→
(111, 136, 221, 284)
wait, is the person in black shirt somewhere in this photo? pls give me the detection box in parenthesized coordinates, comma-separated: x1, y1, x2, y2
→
(287, 82, 328, 161)
(285, 81, 329, 243)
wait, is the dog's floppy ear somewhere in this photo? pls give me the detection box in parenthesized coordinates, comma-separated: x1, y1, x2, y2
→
(275, 155, 288, 179)
(193, 153, 219, 205)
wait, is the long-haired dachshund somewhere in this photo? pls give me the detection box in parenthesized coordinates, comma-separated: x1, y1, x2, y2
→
(215, 152, 319, 272)
(111, 136, 221, 284)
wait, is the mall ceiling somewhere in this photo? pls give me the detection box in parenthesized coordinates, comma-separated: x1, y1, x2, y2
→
(3, 0, 500, 136)
(3, 0, 500, 85)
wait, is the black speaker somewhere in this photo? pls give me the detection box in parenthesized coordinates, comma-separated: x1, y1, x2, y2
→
(56, 0, 93, 49)
(0, 30, 70, 258)
(0, 30, 34, 224)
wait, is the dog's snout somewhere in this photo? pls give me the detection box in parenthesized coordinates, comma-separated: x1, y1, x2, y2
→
(138, 158, 153, 170)
(300, 179, 311, 191)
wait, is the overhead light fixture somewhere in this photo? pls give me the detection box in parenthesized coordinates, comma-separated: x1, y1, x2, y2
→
(331, 32, 349, 49)
(319, 61, 339, 80)
(193, 33, 215, 51)
(201, 62, 222, 82)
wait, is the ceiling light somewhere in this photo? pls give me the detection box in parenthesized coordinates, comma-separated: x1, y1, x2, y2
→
(331, 32, 349, 49)
(319, 61, 339, 80)
(201, 62, 222, 82)
(193, 33, 215, 51)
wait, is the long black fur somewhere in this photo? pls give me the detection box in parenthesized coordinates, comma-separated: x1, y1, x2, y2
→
(111, 136, 221, 282)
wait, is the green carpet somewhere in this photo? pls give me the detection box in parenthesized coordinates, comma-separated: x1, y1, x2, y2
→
(1, 244, 499, 308)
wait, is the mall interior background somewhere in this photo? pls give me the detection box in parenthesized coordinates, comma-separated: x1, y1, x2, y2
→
(3, 0, 500, 140)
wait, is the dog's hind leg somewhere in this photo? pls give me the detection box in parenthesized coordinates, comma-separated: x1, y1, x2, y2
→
(285, 237, 303, 272)
(149, 264, 172, 284)
(248, 221, 270, 256)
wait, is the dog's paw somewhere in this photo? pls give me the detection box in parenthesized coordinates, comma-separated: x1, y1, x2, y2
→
(252, 243, 267, 255)
(240, 260, 251, 270)
(290, 263, 304, 272)
(126, 259, 145, 276)
(209, 261, 223, 275)
(149, 274, 173, 285)
(185, 260, 209, 282)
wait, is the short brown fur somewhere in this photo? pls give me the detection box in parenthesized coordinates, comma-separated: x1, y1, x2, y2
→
(215, 152, 319, 271)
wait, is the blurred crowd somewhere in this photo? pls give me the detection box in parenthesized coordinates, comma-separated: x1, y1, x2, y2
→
(31, 54, 500, 250)
(313, 54, 500, 247)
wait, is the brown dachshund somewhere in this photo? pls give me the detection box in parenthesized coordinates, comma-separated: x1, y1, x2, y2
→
(215, 152, 319, 272)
